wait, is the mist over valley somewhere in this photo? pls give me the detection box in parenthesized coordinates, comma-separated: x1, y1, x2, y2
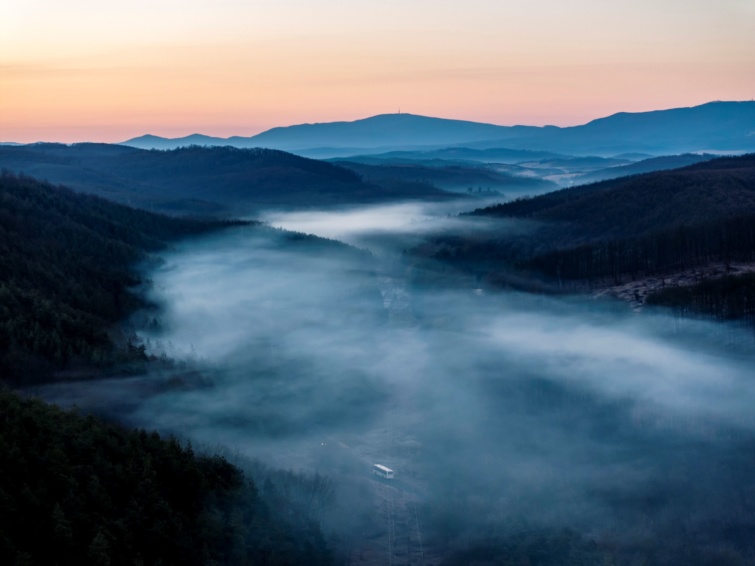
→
(27, 196, 755, 564)
(2, 93, 755, 565)
(4, 0, 755, 561)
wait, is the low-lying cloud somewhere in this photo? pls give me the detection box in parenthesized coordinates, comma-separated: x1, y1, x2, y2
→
(33, 202, 755, 560)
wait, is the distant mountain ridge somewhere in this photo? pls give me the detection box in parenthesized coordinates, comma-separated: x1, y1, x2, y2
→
(122, 114, 527, 153)
(121, 101, 755, 156)
(244, 113, 526, 151)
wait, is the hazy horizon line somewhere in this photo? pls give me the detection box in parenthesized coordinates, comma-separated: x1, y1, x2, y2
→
(3, 98, 751, 146)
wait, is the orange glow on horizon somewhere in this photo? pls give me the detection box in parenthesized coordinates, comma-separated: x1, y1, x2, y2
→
(2, 0, 754, 143)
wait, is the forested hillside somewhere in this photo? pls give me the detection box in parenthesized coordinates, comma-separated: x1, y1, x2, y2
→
(0, 172, 345, 563)
(338, 146, 565, 165)
(570, 153, 716, 184)
(0, 144, 451, 215)
(335, 160, 556, 194)
(646, 273, 755, 327)
(419, 154, 755, 324)
(472, 154, 755, 242)
(0, 390, 331, 565)
(0, 172, 244, 384)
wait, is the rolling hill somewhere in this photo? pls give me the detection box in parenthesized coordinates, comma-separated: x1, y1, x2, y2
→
(416, 154, 755, 306)
(570, 153, 719, 184)
(472, 153, 755, 241)
(334, 160, 557, 195)
(0, 144, 452, 215)
(338, 146, 566, 164)
(0, 171, 245, 384)
(0, 390, 332, 566)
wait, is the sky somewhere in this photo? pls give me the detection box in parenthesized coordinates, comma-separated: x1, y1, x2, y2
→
(1, 0, 754, 142)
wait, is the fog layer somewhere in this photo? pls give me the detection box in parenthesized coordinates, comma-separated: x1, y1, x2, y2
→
(36, 203, 755, 561)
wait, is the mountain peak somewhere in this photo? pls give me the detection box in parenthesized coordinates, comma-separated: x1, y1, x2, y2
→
(118, 101, 755, 155)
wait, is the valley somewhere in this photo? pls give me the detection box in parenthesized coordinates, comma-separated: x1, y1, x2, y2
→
(24, 195, 755, 564)
(3, 103, 755, 566)
(4, 0, 755, 562)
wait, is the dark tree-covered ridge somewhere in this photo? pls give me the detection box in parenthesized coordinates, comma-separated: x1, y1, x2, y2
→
(470, 153, 755, 242)
(334, 159, 556, 194)
(0, 390, 332, 565)
(646, 272, 755, 326)
(0, 171, 246, 384)
(0, 144, 452, 215)
(419, 154, 755, 325)
(457, 153, 755, 279)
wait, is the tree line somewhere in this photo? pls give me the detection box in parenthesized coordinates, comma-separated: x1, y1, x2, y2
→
(0, 171, 247, 385)
(425, 154, 755, 325)
(0, 390, 332, 565)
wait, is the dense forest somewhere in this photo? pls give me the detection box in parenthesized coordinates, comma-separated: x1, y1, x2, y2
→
(343, 147, 565, 164)
(342, 151, 720, 189)
(646, 272, 755, 325)
(525, 214, 755, 284)
(472, 154, 755, 241)
(0, 171, 246, 385)
(335, 160, 556, 194)
(417, 154, 755, 325)
(0, 144, 452, 215)
(570, 153, 716, 184)
(0, 172, 348, 563)
(0, 390, 331, 565)
(0, 170, 375, 385)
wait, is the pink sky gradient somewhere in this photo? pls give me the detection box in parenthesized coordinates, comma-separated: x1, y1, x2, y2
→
(2, 0, 754, 143)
